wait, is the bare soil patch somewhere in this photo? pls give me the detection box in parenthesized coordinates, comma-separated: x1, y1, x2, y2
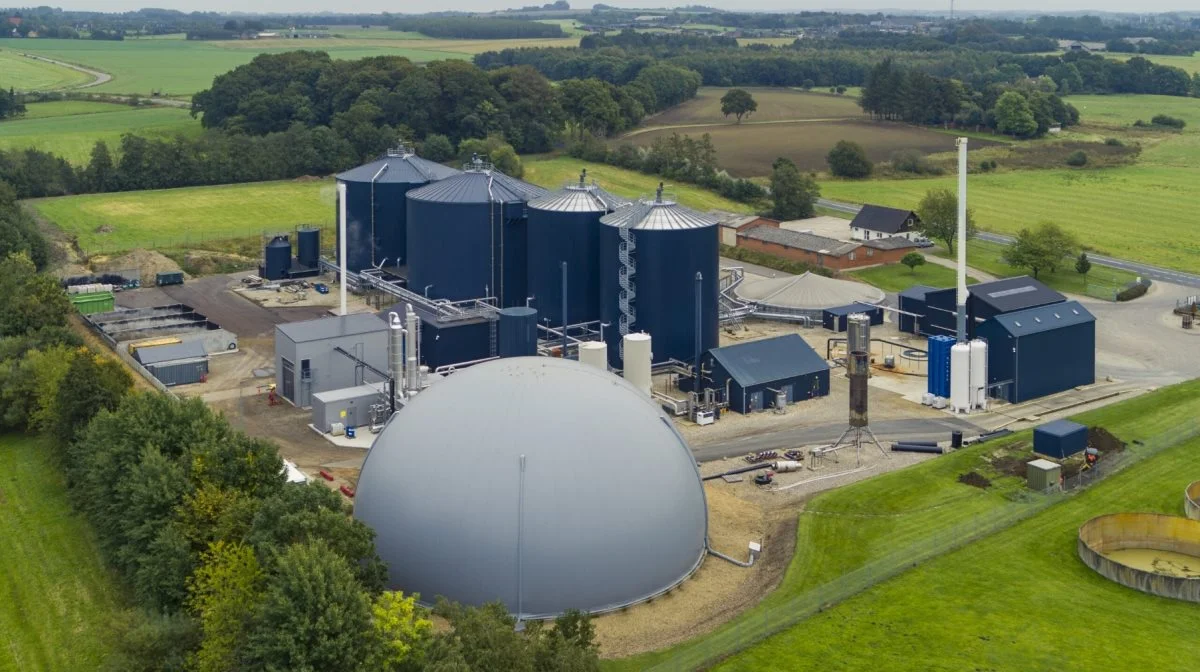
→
(90, 248, 186, 286)
(957, 471, 993, 489)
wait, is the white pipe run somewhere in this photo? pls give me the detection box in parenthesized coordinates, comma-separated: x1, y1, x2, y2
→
(337, 181, 348, 317)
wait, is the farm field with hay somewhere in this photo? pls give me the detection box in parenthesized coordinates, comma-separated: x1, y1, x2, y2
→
(639, 87, 865, 127)
(0, 101, 200, 164)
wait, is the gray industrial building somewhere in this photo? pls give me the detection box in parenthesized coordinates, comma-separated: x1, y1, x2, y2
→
(133, 340, 209, 386)
(274, 314, 389, 408)
(311, 383, 387, 432)
(702, 334, 830, 413)
(354, 357, 708, 619)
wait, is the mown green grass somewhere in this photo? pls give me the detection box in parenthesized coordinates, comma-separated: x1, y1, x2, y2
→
(0, 435, 123, 671)
(608, 379, 1200, 670)
(1067, 93, 1200, 131)
(524, 156, 755, 214)
(848, 261, 977, 292)
(0, 47, 91, 91)
(716, 382, 1200, 671)
(33, 179, 334, 253)
(933, 238, 1137, 298)
(0, 103, 200, 164)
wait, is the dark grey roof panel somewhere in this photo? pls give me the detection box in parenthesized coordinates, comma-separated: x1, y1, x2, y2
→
(970, 276, 1065, 314)
(851, 204, 918, 234)
(277, 313, 389, 343)
(709, 334, 829, 388)
(989, 300, 1094, 337)
(133, 340, 208, 365)
(336, 150, 461, 184)
(599, 197, 718, 230)
(406, 168, 548, 205)
(898, 284, 937, 300)
(863, 236, 920, 251)
(738, 227, 859, 256)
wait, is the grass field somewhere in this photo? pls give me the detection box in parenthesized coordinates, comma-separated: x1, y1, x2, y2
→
(0, 48, 91, 91)
(33, 179, 334, 254)
(0, 102, 200, 164)
(848, 261, 978, 292)
(932, 238, 1136, 298)
(524, 156, 755, 213)
(1068, 94, 1200, 131)
(608, 379, 1200, 671)
(0, 435, 122, 670)
(1109, 51, 1200, 75)
(642, 87, 864, 127)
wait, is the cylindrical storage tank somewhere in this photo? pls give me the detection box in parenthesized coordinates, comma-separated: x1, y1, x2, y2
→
(335, 145, 461, 273)
(847, 313, 871, 355)
(353, 357, 708, 618)
(969, 338, 988, 408)
(849, 352, 869, 427)
(498, 307, 538, 358)
(599, 192, 720, 368)
(388, 311, 404, 395)
(263, 235, 291, 280)
(623, 332, 652, 395)
(407, 159, 548, 307)
(296, 227, 320, 269)
(950, 342, 971, 413)
(526, 171, 630, 328)
(578, 340, 608, 371)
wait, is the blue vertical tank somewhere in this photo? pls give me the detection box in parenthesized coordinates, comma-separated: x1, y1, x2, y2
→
(263, 235, 291, 280)
(526, 169, 629, 328)
(296, 227, 320, 269)
(335, 145, 460, 273)
(599, 187, 720, 368)
(406, 157, 548, 307)
(498, 307, 538, 358)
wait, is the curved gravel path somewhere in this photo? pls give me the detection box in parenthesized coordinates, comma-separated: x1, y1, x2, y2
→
(21, 53, 112, 89)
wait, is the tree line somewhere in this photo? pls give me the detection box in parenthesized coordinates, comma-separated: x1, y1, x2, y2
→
(388, 16, 565, 39)
(0, 88, 25, 120)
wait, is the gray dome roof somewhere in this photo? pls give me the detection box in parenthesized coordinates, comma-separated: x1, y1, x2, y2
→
(336, 147, 461, 184)
(407, 162, 548, 205)
(599, 191, 718, 230)
(354, 357, 708, 618)
(528, 171, 630, 213)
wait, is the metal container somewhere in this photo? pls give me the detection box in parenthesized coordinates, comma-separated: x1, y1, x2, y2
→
(950, 342, 971, 413)
(296, 227, 321, 269)
(498, 306, 538, 358)
(156, 271, 184, 286)
(599, 189, 719, 368)
(263, 235, 292, 280)
(407, 157, 547, 306)
(847, 313, 871, 355)
(622, 332, 652, 396)
(526, 170, 629, 327)
(578, 340, 608, 371)
(335, 145, 461, 273)
(969, 338, 988, 408)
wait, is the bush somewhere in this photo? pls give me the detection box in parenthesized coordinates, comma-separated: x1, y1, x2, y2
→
(826, 140, 873, 179)
(836, 85, 847, 94)
(1150, 114, 1186, 129)
(1116, 280, 1150, 301)
(419, 134, 455, 162)
(801, 79, 815, 90)
(891, 149, 943, 176)
(1104, 137, 1124, 147)
(1065, 150, 1088, 167)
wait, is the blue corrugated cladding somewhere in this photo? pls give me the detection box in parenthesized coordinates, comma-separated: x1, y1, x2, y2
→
(927, 335, 954, 397)
(1033, 420, 1088, 459)
(526, 209, 602, 327)
(420, 318, 493, 369)
(599, 226, 719, 368)
(297, 228, 320, 268)
(498, 307, 538, 358)
(263, 237, 291, 280)
(407, 199, 528, 307)
(337, 179, 425, 272)
(975, 318, 1095, 404)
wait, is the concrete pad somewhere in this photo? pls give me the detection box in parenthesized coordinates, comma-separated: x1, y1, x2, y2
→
(308, 423, 377, 449)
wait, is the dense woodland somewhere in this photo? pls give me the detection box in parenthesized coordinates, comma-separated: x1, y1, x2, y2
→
(388, 16, 565, 39)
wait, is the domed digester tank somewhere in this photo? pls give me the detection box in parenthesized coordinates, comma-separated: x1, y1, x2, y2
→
(526, 169, 629, 327)
(599, 186, 720, 368)
(296, 227, 320, 269)
(406, 156, 548, 307)
(263, 235, 291, 280)
(334, 144, 460, 273)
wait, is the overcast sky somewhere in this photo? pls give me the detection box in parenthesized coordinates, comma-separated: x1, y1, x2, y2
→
(56, 1, 1200, 14)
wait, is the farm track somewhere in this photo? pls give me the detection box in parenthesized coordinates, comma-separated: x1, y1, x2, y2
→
(20, 53, 111, 89)
(620, 116, 860, 139)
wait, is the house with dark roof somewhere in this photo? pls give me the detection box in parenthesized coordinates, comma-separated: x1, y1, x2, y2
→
(737, 225, 919, 271)
(701, 334, 830, 413)
(849, 205, 924, 243)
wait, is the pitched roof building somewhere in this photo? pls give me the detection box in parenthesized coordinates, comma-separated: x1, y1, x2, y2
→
(737, 225, 918, 271)
(849, 204, 922, 241)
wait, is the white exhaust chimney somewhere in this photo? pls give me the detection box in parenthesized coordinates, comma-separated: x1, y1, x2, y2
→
(955, 137, 968, 343)
(337, 181, 348, 317)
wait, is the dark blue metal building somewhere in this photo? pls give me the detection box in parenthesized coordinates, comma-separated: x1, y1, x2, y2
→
(702, 334, 830, 414)
(897, 284, 935, 334)
(335, 146, 460, 273)
(822, 303, 884, 332)
(378, 302, 494, 369)
(296, 227, 320, 269)
(974, 300, 1095, 403)
(918, 276, 1065, 338)
(498, 307, 538, 358)
(407, 158, 547, 307)
(1034, 419, 1088, 459)
(526, 170, 629, 328)
(598, 190, 719, 368)
(262, 235, 291, 280)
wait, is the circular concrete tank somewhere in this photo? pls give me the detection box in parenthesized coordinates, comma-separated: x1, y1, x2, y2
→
(1186, 481, 1200, 521)
(1078, 513, 1200, 602)
(354, 356, 709, 619)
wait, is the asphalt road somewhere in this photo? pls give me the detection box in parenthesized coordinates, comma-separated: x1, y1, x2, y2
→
(694, 416, 981, 462)
(817, 198, 1200, 289)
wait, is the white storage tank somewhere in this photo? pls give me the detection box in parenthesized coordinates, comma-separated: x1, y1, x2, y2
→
(623, 332, 652, 396)
(969, 339, 988, 409)
(578, 340, 608, 371)
(950, 342, 971, 414)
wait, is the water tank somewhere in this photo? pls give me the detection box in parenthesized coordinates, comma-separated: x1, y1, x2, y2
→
(623, 332, 652, 395)
(599, 188, 719, 368)
(296, 227, 320, 269)
(526, 170, 629, 328)
(353, 357, 707, 618)
(407, 157, 548, 307)
(335, 145, 460, 273)
(969, 339, 988, 408)
(578, 340, 608, 371)
(263, 235, 291, 280)
(498, 307, 538, 358)
(950, 342, 972, 414)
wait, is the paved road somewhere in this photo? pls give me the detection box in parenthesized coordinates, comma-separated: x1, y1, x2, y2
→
(694, 416, 982, 462)
(817, 198, 1200, 289)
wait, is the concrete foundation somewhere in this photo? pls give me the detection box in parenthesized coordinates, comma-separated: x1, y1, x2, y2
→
(1078, 513, 1200, 602)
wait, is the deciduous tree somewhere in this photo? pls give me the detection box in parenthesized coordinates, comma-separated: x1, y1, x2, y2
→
(901, 252, 926, 273)
(826, 140, 873, 178)
(720, 88, 757, 123)
(916, 188, 976, 255)
(768, 157, 819, 220)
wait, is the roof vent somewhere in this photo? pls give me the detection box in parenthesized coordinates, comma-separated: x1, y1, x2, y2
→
(1034, 317, 1042, 323)
(1014, 321, 1022, 327)
(656, 182, 664, 203)
(385, 140, 415, 158)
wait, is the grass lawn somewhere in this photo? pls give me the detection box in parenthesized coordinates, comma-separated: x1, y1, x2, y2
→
(33, 179, 334, 254)
(932, 238, 1137, 298)
(848, 261, 977, 292)
(642, 87, 865, 127)
(523, 156, 755, 214)
(0, 47, 92, 91)
(0, 435, 123, 670)
(608, 379, 1200, 671)
(1067, 93, 1200, 131)
(0, 102, 200, 164)
(715, 384, 1200, 671)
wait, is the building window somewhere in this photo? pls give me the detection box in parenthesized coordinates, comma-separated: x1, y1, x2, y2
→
(849, 251, 856, 261)
(866, 247, 873, 257)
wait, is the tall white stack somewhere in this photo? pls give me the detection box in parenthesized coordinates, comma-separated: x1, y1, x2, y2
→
(950, 342, 971, 414)
(969, 339, 988, 409)
(578, 341, 609, 371)
(622, 333, 652, 396)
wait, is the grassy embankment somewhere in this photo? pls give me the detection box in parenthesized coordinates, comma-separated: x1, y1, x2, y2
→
(607, 379, 1200, 671)
(0, 101, 200, 164)
(0, 48, 92, 90)
(0, 435, 123, 671)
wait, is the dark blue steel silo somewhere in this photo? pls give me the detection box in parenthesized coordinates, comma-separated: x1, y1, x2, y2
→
(406, 157, 548, 308)
(335, 145, 460, 273)
(599, 188, 720, 369)
(498, 307, 538, 358)
(526, 170, 629, 328)
(296, 227, 320, 269)
(263, 235, 292, 280)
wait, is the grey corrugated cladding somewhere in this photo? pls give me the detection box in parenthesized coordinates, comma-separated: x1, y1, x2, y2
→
(599, 197, 719, 230)
(335, 153, 461, 184)
(527, 182, 629, 213)
(353, 357, 708, 619)
(406, 169, 548, 205)
(133, 340, 208, 365)
(276, 314, 388, 343)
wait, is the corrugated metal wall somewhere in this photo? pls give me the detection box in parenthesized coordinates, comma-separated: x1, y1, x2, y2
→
(526, 209, 603, 326)
(976, 320, 1095, 403)
(147, 359, 208, 387)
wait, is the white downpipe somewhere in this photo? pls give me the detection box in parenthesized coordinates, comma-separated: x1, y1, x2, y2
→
(338, 181, 348, 317)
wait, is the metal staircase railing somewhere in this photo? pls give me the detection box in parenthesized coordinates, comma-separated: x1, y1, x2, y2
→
(617, 226, 636, 357)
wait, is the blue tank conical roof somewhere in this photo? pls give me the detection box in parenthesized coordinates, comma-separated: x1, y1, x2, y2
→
(336, 147, 461, 185)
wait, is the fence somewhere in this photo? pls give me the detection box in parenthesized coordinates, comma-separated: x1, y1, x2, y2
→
(79, 313, 177, 398)
(645, 418, 1200, 671)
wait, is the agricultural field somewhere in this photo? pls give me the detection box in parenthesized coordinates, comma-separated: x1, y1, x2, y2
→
(0, 101, 200, 164)
(847, 261, 977, 293)
(932, 238, 1136, 298)
(639, 87, 864, 128)
(1067, 93, 1200, 132)
(32, 179, 333, 254)
(1109, 51, 1200, 75)
(736, 37, 797, 47)
(626, 120, 995, 177)
(524, 156, 755, 214)
(0, 48, 91, 91)
(609, 379, 1200, 671)
(0, 435, 123, 671)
